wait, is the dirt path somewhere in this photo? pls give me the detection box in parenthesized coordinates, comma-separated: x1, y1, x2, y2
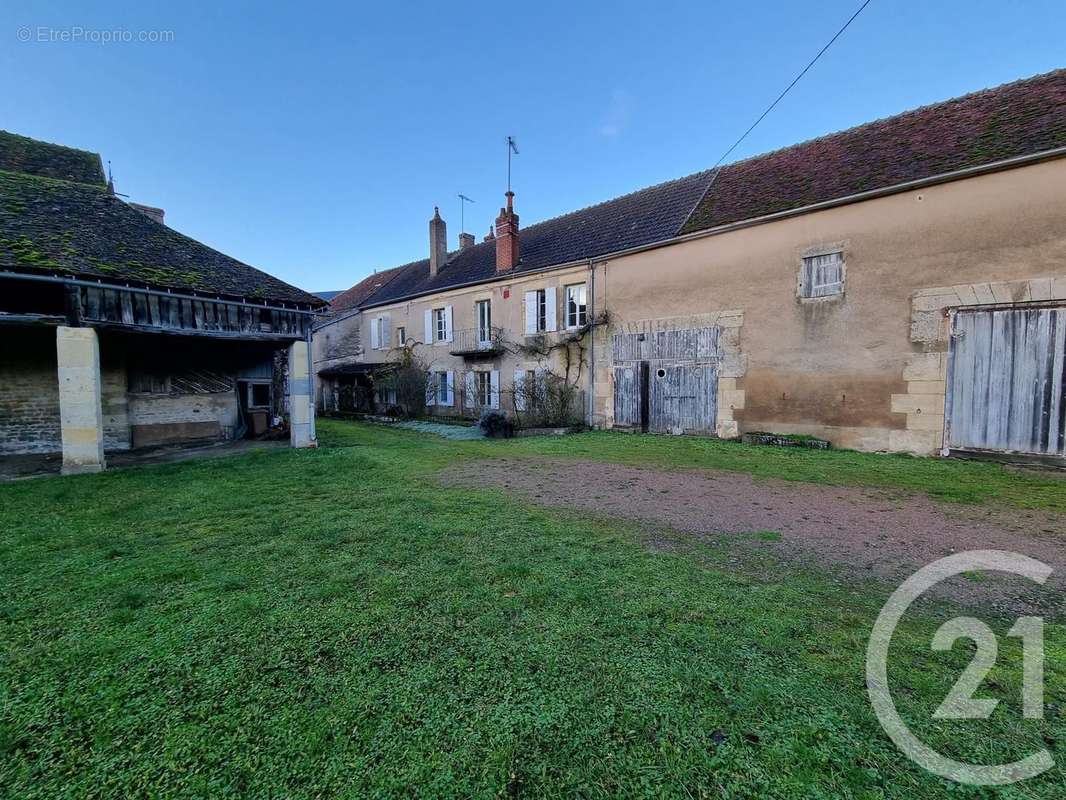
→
(441, 457, 1066, 616)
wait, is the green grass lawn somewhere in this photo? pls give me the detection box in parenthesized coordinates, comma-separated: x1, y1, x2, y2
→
(0, 419, 1063, 798)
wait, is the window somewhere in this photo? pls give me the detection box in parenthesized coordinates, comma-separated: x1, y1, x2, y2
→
(476, 299, 492, 345)
(434, 308, 447, 342)
(565, 283, 587, 328)
(476, 371, 492, 407)
(372, 316, 385, 349)
(396, 326, 406, 347)
(436, 371, 449, 404)
(524, 289, 556, 335)
(249, 382, 271, 409)
(799, 251, 844, 298)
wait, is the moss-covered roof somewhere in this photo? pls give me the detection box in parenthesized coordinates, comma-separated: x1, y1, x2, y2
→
(0, 169, 323, 306)
(0, 130, 106, 186)
(0, 131, 324, 307)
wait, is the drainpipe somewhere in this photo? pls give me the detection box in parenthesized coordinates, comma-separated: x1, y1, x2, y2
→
(587, 258, 595, 427)
(306, 323, 317, 443)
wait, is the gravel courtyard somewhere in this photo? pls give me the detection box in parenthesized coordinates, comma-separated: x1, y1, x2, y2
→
(443, 456, 1066, 616)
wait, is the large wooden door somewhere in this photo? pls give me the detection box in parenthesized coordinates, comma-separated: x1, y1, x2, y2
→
(648, 364, 718, 434)
(947, 306, 1066, 455)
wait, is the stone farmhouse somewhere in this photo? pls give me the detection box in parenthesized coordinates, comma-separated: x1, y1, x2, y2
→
(315, 69, 1066, 462)
(0, 131, 325, 474)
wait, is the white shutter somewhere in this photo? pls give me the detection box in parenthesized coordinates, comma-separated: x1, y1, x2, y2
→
(464, 371, 476, 409)
(425, 373, 436, 407)
(544, 287, 557, 332)
(513, 369, 526, 412)
(424, 309, 433, 344)
(370, 317, 380, 350)
(490, 370, 500, 409)
(380, 317, 391, 349)
(445, 371, 455, 406)
(444, 305, 454, 342)
(524, 291, 537, 335)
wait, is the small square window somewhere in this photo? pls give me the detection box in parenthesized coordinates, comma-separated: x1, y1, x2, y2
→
(396, 326, 406, 347)
(800, 252, 844, 298)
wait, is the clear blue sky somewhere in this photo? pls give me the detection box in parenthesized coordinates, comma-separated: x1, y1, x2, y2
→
(3, 1, 1064, 293)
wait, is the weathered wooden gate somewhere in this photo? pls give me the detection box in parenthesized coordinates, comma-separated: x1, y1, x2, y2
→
(648, 364, 718, 434)
(946, 306, 1066, 456)
(611, 327, 719, 435)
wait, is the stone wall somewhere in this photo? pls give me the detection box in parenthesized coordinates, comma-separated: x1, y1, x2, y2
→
(0, 329, 61, 454)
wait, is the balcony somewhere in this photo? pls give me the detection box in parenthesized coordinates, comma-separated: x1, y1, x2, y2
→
(449, 326, 505, 358)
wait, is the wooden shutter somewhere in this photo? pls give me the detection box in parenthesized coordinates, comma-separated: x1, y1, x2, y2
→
(424, 309, 433, 344)
(544, 288, 557, 332)
(444, 305, 454, 342)
(524, 291, 537, 335)
(380, 317, 391, 350)
(490, 370, 500, 409)
(369, 317, 380, 350)
(425, 373, 436, 406)
(513, 369, 526, 412)
(464, 371, 476, 408)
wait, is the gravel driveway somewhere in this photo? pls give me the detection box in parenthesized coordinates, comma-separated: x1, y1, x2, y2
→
(442, 457, 1066, 616)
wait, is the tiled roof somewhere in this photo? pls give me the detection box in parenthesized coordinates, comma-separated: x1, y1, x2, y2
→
(0, 169, 324, 306)
(361, 169, 715, 308)
(0, 130, 106, 186)
(358, 68, 1066, 309)
(329, 266, 405, 314)
(682, 68, 1066, 233)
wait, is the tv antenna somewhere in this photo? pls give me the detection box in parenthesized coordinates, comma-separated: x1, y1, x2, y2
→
(457, 193, 475, 233)
(506, 136, 519, 193)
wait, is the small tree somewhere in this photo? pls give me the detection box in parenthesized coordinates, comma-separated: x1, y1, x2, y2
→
(375, 344, 432, 418)
(512, 370, 582, 428)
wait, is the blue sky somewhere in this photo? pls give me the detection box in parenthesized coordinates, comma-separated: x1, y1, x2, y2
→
(2, 1, 1064, 293)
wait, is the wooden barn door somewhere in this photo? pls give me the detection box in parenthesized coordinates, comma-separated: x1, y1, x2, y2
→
(946, 306, 1066, 455)
(649, 364, 718, 434)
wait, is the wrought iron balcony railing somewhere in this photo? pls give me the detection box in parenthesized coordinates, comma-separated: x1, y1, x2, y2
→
(449, 326, 505, 357)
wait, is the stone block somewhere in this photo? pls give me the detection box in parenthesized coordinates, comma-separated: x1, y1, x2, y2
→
(889, 428, 940, 455)
(902, 353, 945, 381)
(906, 412, 945, 432)
(891, 393, 945, 415)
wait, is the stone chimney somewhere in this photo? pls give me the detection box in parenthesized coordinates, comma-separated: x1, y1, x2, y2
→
(458, 232, 475, 251)
(429, 206, 447, 277)
(483, 225, 495, 242)
(494, 192, 519, 273)
(130, 202, 165, 226)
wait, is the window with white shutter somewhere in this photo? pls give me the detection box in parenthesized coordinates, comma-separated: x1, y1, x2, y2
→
(524, 288, 556, 334)
(799, 251, 844, 298)
(565, 283, 587, 328)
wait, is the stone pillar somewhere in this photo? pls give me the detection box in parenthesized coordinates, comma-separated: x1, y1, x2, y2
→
(57, 326, 105, 474)
(288, 340, 316, 448)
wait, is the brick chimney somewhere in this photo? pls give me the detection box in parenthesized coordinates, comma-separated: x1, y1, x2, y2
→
(429, 206, 447, 277)
(130, 202, 165, 226)
(495, 192, 519, 273)
(483, 225, 495, 242)
(458, 232, 475, 251)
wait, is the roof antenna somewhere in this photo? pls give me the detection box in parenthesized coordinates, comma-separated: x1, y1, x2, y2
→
(457, 193, 475, 234)
(506, 136, 519, 194)
(105, 160, 129, 198)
